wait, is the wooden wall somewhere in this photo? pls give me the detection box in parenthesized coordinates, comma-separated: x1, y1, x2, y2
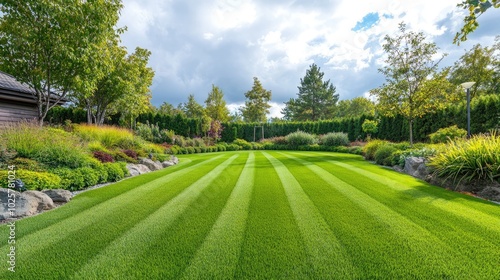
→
(0, 100, 37, 127)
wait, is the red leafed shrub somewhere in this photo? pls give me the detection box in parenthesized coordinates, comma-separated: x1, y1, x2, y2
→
(122, 149, 138, 160)
(93, 151, 114, 163)
(160, 142, 173, 149)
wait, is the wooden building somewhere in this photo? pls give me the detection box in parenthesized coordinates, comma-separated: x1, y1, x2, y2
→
(0, 71, 65, 126)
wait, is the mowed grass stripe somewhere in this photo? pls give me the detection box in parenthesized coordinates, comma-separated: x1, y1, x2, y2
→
(302, 153, 500, 277)
(180, 152, 255, 279)
(311, 152, 500, 231)
(73, 154, 240, 279)
(274, 154, 429, 278)
(0, 156, 233, 279)
(281, 152, 475, 278)
(263, 152, 357, 278)
(0, 154, 227, 259)
(235, 152, 312, 279)
(3, 158, 195, 238)
(95, 153, 249, 279)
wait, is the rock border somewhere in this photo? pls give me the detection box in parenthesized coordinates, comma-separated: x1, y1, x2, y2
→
(0, 156, 179, 222)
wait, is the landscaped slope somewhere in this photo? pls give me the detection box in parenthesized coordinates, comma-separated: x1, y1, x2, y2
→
(1, 151, 499, 279)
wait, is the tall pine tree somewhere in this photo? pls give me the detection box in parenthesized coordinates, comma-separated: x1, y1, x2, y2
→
(282, 64, 338, 121)
(241, 77, 272, 123)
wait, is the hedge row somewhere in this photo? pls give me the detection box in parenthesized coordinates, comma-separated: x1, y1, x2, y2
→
(48, 94, 500, 143)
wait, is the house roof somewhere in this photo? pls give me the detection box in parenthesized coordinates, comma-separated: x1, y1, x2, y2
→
(0, 70, 66, 105)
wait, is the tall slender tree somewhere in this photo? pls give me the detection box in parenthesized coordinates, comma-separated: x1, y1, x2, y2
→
(240, 77, 272, 123)
(282, 64, 338, 121)
(183, 94, 205, 118)
(205, 85, 230, 122)
(370, 23, 459, 145)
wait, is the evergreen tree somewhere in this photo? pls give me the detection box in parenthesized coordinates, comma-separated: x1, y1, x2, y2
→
(282, 64, 338, 121)
(240, 77, 272, 123)
(183, 94, 205, 118)
(205, 85, 230, 122)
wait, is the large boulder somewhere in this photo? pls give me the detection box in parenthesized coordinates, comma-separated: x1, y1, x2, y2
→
(170, 156, 179, 165)
(126, 164, 151, 176)
(403, 157, 430, 179)
(0, 188, 38, 220)
(162, 160, 175, 168)
(139, 158, 163, 171)
(23, 191, 55, 211)
(42, 189, 72, 203)
(477, 186, 500, 202)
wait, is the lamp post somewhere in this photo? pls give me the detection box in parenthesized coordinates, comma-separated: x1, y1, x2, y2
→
(461, 82, 475, 138)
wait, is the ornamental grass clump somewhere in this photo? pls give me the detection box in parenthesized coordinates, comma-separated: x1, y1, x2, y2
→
(428, 132, 500, 183)
(0, 122, 89, 168)
(320, 132, 350, 146)
(74, 124, 138, 149)
(285, 131, 317, 147)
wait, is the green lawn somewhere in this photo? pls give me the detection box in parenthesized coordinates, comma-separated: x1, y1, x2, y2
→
(1, 151, 499, 279)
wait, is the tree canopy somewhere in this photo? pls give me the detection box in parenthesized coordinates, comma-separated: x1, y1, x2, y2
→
(0, 0, 123, 125)
(183, 94, 205, 118)
(282, 64, 338, 121)
(334, 97, 375, 118)
(240, 77, 272, 123)
(370, 23, 460, 145)
(454, 0, 500, 44)
(449, 39, 500, 96)
(205, 85, 230, 122)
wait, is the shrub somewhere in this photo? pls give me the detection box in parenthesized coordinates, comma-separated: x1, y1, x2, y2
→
(142, 143, 165, 154)
(78, 167, 100, 188)
(0, 170, 61, 190)
(320, 132, 350, 146)
(348, 146, 363, 155)
(374, 144, 397, 166)
(363, 140, 389, 161)
(169, 145, 181, 155)
(104, 162, 127, 182)
(160, 129, 176, 144)
(429, 125, 467, 144)
(267, 136, 287, 145)
(1, 122, 90, 168)
(362, 119, 378, 140)
(428, 133, 500, 183)
(93, 151, 115, 163)
(286, 131, 316, 147)
(252, 142, 263, 150)
(216, 144, 226, 152)
(122, 149, 138, 160)
(7, 158, 47, 172)
(226, 144, 240, 151)
(233, 139, 252, 150)
(193, 137, 205, 147)
(52, 168, 82, 190)
(74, 124, 138, 149)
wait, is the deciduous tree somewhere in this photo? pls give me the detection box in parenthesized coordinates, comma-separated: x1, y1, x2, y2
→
(449, 43, 497, 96)
(0, 0, 122, 125)
(454, 0, 499, 44)
(370, 23, 459, 145)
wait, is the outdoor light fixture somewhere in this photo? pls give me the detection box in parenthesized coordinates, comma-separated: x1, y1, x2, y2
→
(461, 82, 476, 138)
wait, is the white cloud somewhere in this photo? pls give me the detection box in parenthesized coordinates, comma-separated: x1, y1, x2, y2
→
(117, 0, 500, 111)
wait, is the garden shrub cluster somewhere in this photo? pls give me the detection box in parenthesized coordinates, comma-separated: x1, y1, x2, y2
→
(0, 122, 181, 192)
(429, 125, 467, 144)
(0, 170, 61, 190)
(363, 139, 442, 168)
(428, 132, 500, 183)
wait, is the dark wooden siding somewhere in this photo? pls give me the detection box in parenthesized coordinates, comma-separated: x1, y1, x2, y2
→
(0, 100, 37, 126)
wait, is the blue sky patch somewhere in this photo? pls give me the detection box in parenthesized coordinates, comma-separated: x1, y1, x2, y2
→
(352, 12, 380, 31)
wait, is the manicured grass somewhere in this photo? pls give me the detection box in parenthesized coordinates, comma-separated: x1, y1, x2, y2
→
(1, 151, 499, 279)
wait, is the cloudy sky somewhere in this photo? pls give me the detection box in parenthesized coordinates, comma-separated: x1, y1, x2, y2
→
(117, 0, 500, 118)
